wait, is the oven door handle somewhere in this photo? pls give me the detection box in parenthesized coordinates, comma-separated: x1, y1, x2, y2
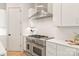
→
(33, 43, 45, 47)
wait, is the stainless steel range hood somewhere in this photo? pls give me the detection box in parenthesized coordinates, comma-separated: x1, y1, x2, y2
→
(29, 5, 52, 19)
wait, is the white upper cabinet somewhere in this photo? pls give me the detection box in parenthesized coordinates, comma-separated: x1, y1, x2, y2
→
(53, 3, 79, 26)
(62, 3, 79, 26)
(48, 3, 53, 14)
(53, 3, 62, 26)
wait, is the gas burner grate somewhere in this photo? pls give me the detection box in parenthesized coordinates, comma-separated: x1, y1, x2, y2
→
(28, 35, 48, 38)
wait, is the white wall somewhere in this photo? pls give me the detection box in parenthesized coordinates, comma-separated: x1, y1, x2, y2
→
(22, 4, 29, 36)
(0, 3, 6, 9)
(0, 6, 7, 49)
(7, 3, 22, 7)
(0, 36, 7, 49)
(32, 19, 79, 41)
(31, 17, 54, 37)
(22, 3, 54, 37)
(54, 27, 79, 40)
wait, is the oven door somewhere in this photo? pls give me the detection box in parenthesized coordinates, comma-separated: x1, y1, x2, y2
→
(32, 43, 46, 56)
(26, 41, 32, 55)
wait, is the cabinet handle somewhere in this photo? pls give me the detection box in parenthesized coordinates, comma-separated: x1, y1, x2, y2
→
(73, 52, 75, 56)
(76, 19, 79, 24)
(77, 53, 79, 56)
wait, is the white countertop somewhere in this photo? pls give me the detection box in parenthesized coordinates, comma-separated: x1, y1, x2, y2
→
(47, 39, 79, 49)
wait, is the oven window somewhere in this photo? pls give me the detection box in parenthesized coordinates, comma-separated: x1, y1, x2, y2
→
(27, 44, 29, 49)
(33, 47, 42, 56)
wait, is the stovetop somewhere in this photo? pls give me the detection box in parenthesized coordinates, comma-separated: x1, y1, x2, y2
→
(28, 35, 48, 38)
(26, 35, 54, 46)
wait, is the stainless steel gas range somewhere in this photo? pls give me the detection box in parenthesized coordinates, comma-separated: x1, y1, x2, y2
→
(26, 35, 53, 56)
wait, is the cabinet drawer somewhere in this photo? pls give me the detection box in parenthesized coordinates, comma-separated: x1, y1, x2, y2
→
(46, 41, 56, 47)
(46, 48, 56, 56)
(46, 50, 56, 56)
(57, 44, 76, 56)
(76, 49, 79, 56)
(46, 41, 57, 51)
(46, 45, 56, 52)
(46, 41, 57, 56)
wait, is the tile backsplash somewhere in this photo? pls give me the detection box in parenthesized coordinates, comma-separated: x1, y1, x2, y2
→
(31, 18, 79, 40)
(32, 17, 54, 37)
(55, 27, 79, 40)
(23, 15, 79, 41)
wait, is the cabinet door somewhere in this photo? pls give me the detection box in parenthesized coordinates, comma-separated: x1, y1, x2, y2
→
(57, 44, 76, 56)
(62, 3, 79, 26)
(53, 3, 62, 26)
(46, 41, 57, 56)
(8, 7, 22, 51)
(76, 49, 79, 56)
(48, 3, 53, 14)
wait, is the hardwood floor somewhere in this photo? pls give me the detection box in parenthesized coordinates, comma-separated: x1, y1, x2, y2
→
(7, 51, 26, 56)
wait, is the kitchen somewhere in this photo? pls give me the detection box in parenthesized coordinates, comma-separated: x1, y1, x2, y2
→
(0, 3, 79, 56)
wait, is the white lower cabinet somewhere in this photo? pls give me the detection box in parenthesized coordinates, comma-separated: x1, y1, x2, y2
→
(76, 49, 79, 56)
(46, 41, 77, 56)
(57, 45, 76, 56)
(46, 41, 57, 56)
